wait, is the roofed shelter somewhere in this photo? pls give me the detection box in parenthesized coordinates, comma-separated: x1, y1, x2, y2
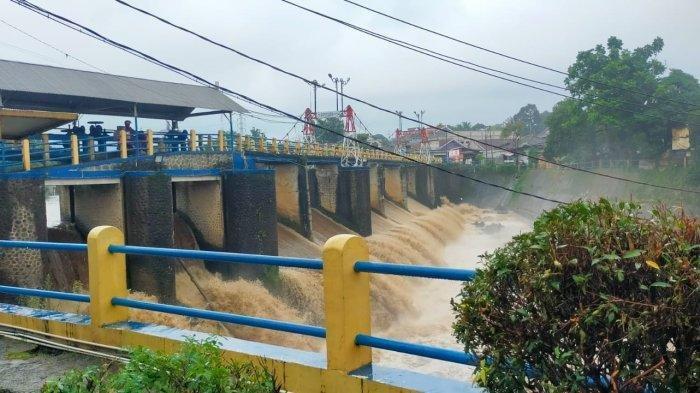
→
(0, 59, 246, 139)
(0, 108, 78, 140)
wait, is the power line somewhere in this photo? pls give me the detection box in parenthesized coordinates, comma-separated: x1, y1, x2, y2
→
(341, 0, 700, 110)
(109, 0, 700, 195)
(282, 0, 700, 123)
(11, 0, 566, 204)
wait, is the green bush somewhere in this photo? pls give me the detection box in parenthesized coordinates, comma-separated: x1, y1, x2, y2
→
(42, 338, 278, 393)
(453, 200, 699, 392)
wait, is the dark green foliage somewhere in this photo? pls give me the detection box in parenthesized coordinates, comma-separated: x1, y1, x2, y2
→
(315, 117, 344, 144)
(453, 200, 699, 392)
(511, 104, 546, 135)
(545, 36, 700, 163)
(42, 338, 278, 393)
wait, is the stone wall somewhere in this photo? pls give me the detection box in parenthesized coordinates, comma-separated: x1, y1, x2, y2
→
(407, 167, 417, 197)
(163, 152, 232, 169)
(315, 164, 339, 213)
(123, 172, 176, 303)
(221, 170, 278, 279)
(174, 180, 225, 248)
(0, 177, 47, 301)
(267, 164, 312, 238)
(336, 167, 372, 236)
(414, 166, 438, 208)
(73, 183, 124, 234)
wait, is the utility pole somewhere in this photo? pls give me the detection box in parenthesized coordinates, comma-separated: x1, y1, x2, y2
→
(396, 110, 403, 131)
(413, 110, 425, 128)
(328, 73, 350, 112)
(310, 80, 325, 114)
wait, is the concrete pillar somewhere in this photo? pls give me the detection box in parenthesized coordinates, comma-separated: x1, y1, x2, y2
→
(0, 176, 47, 301)
(337, 167, 372, 236)
(221, 170, 278, 279)
(174, 180, 225, 248)
(383, 165, 408, 209)
(73, 183, 124, 234)
(270, 163, 312, 239)
(414, 166, 438, 208)
(368, 163, 385, 214)
(406, 166, 417, 198)
(56, 185, 72, 223)
(122, 172, 175, 303)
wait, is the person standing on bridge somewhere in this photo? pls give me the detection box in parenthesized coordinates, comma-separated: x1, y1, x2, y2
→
(123, 120, 135, 151)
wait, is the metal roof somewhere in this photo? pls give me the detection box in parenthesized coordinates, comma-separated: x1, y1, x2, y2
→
(0, 59, 246, 120)
(0, 108, 77, 139)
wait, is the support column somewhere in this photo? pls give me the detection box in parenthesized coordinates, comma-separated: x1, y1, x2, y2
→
(414, 166, 438, 208)
(383, 165, 408, 209)
(174, 179, 225, 248)
(0, 175, 47, 301)
(221, 170, 278, 279)
(122, 172, 175, 303)
(337, 167, 372, 236)
(368, 163, 385, 214)
(270, 163, 312, 239)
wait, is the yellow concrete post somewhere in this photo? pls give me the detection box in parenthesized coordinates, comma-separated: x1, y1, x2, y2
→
(70, 134, 79, 165)
(146, 129, 154, 156)
(271, 138, 278, 154)
(258, 136, 265, 152)
(237, 134, 243, 152)
(218, 130, 225, 152)
(88, 137, 95, 161)
(189, 129, 197, 151)
(87, 226, 129, 327)
(284, 139, 290, 154)
(21, 139, 30, 171)
(119, 130, 128, 159)
(294, 141, 301, 154)
(42, 133, 50, 162)
(242, 135, 250, 151)
(206, 134, 212, 150)
(322, 235, 372, 373)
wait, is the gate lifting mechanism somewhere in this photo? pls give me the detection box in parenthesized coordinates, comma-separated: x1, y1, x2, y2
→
(341, 105, 363, 167)
(394, 127, 432, 162)
(302, 108, 317, 144)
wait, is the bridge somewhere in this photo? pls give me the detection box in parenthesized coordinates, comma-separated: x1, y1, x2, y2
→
(0, 229, 479, 392)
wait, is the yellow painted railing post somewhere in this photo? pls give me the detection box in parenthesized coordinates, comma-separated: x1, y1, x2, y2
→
(87, 226, 128, 327)
(189, 129, 197, 151)
(271, 138, 278, 154)
(284, 139, 290, 154)
(218, 130, 225, 151)
(146, 129, 154, 156)
(237, 134, 243, 152)
(258, 136, 265, 152)
(21, 138, 30, 171)
(294, 141, 301, 154)
(119, 130, 128, 159)
(42, 133, 50, 162)
(70, 134, 79, 165)
(88, 137, 95, 161)
(242, 135, 250, 151)
(322, 234, 372, 373)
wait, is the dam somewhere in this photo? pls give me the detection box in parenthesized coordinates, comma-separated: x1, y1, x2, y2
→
(0, 60, 488, 392)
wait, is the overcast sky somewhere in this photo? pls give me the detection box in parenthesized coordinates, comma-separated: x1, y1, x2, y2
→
(1, 0, 699, 138)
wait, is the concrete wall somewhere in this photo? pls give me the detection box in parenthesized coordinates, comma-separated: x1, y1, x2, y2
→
(368, 164, 385, 214)
(0, 177, 47, 300)
(73, 183, 124, 233)
(174, 180, 225, 248)
(407, 167, 417, 197)
(56, 186, 72, 223)
(311, 166, 372, 236)
(383, 165, 408, 209)
(221, 170, 278, 279)
(123, 172, 176, 303)
(163, 152, 232, 169)
(268, 164, 312, 239)
(414, 166, 438, 208)
(314, 164, 339, 214)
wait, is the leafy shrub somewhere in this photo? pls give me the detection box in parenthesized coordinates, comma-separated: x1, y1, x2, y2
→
(42, 338, 278, 393)
(453, 199, 699, 392)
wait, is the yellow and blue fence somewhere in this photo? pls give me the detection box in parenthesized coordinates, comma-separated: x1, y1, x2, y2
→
(0, 227, 479, 392)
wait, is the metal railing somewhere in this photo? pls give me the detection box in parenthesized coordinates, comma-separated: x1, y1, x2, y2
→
(1, 128, 437, 173)
(0, 228, 478, 374)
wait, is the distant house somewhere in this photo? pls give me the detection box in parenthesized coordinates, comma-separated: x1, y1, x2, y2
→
(433, 139, 480, 163)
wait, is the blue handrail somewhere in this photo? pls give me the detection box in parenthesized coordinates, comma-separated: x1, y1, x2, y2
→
(0, 240, 87, 252)
(354, 261, 475, 281)
(107, 245, 323, 270)
(111, 297, 326, 338)
(0, 285, 90, 303)
(355, 334, 479, 366)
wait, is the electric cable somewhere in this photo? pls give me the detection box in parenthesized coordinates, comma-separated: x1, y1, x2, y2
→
(108, 0, 700, 195)
(341, 0, 700, 109)
(10, 0, 568, 204)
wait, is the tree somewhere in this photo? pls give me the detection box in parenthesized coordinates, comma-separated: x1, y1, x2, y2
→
(249, 127, 265, 140)
(314, 117, 345, 144)
(544, 36, 700, 162)
(511, 104, 544, 134)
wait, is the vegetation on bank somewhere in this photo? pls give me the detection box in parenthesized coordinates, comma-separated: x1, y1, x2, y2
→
(453, 200, 699, 392)
(42, 338, 278, 393)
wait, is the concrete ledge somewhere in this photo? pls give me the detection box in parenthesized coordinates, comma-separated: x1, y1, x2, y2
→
(0, 303, 477, 393)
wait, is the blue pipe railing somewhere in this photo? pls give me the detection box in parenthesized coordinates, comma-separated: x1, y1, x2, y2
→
(0, 240, 87, 252)
(111, 297, 326, 338)
(0, 285, 90, 303)
(355, 334, 479, 366)
(354, 261, 476, 281)
(108, 245, 323, 270)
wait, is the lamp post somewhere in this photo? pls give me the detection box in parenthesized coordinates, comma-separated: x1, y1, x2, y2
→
(328, 73, 350, 112)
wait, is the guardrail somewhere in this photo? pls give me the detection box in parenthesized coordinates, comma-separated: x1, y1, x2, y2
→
(1, 128, 435, 173)
(0, 227, 478, 386)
